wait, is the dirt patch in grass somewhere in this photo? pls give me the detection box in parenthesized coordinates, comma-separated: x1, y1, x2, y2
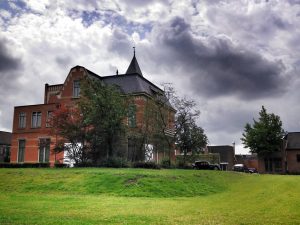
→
(124, 175, 146, 186)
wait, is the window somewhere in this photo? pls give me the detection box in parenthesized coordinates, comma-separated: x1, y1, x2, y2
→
(39, 138, 50, 163)
(274, 158, 282, 172)
(297, 154, 300, 163)
(128, 105, 136, 127)
(18, 140, 25, 163)
(32, 112, 42, 128)
(264, 158, 272, 172)
(46, 111, 53, 127)
(19, 112, 26, 128)
(73, 80, 80, 97)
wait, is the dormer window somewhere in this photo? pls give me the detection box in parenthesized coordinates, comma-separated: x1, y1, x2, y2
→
(73, 80, 80, 98)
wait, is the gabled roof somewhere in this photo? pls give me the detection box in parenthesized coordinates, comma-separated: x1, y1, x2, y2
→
(125, 53, 143, 76)
(101, 73, 162, 96)
(85, 70, 174, 110)
(285, 132, 300, 150)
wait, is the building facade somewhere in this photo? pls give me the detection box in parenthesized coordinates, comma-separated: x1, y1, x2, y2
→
(10, 54, 175, 166)
(284, 132, 300, 173)
(0, 131, 11, 163)
(257, 132, 300, 174)
(207, 145, 235, 170)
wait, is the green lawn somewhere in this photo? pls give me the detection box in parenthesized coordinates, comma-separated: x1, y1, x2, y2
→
(0, 168, 299, 225)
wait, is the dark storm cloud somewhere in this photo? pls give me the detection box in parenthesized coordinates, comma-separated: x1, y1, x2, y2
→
(153, 17, 286, 100)
(0, 37, 34, 131)
(0, 39, 21, 72)
(203, 107, 256, 133)
(288, 0, 300, 5)
(0, 38, 22, 103)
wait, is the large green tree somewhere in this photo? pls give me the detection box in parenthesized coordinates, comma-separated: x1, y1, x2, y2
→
(79, 77, 127, 162)
(241, 106, 285, 155)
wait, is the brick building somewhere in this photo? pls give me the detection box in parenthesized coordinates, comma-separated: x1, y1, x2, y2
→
(207, 145, 235, 170)
(10, 53, 175, 166)
(257, 132, 300, 174)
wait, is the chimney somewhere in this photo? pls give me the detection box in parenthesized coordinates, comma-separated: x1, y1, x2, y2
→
(44, 83, 49, 104)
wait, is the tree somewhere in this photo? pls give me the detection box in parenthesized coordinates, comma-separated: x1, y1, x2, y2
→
(78, 77, 127, 162)
(124, 84, 176, 163)
(154, 84, 209, 164)
(51, 105, 90, 165)
(50, 76, 127, 165)
(189, 123, 208, 155)
(174, 96, 208, 164)
(241, 106, 285, 155)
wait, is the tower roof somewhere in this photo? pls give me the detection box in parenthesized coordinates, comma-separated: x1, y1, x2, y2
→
(125, 47, 143, 76)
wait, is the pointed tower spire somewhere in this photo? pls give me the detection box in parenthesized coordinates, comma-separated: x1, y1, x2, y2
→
(126, 47, 143, 76)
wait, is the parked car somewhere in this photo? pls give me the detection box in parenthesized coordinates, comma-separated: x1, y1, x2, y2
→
(233, 164, 258, 173)
(247, 167, 258, 173)
(192, 161, 220, 170)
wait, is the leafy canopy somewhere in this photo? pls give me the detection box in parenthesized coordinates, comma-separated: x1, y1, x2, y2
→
(78, 77, 127, 159)
(174, 96, 208, 157)
(241, 106, 285, 155)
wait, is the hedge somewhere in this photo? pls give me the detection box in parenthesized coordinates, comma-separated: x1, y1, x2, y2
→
(0, 163, 50, 168)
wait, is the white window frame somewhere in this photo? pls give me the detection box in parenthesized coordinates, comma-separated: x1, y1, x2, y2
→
(32, 112, 42, 128)
(17, 139, 26, 163)
(19, 112, 26, 128)
(39, 138, 50, 163)
(73, 80, 80, 98)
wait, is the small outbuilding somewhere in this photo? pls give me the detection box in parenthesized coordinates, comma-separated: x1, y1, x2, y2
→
(0, 131, 12, 162)
(207, 145, 235, 170)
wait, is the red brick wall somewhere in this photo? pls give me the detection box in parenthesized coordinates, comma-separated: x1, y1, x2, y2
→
(286, 150, 300, 173)
(244, 159, 258, 169)
(11, 132, 63, 164)
(11, 104, 64, 165)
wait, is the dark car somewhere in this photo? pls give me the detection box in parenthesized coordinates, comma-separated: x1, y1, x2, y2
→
(247, 167, 258, 173)
(233, 164, 258, 173)
(192, 161, 220, 170)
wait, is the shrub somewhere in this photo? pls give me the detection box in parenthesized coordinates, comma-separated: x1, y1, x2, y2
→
(160, 158, 173, 169)
(0, 163, 50, 168)
(176, 161, 193, 169)
(132, 161, 161, 169)
(99, 157, 129, 168)
(54, 163, 69, 168)
(74, 162, 93, 167)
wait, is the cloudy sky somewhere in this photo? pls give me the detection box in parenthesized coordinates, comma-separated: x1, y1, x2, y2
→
(1, 0, 300, 154)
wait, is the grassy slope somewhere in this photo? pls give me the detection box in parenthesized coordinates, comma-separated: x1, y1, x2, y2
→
(0, 168, 299, 225)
